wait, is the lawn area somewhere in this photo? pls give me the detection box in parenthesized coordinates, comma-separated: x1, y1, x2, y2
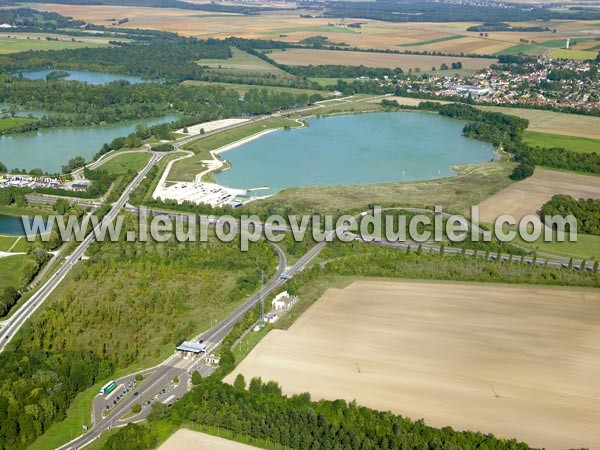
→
(0, 235, 19, 252)
(0, 254, 26, 290)
(196, 47, 289, 77)
(523, 131, 600, 154)
(402, 35, 465, 46)
(0, 235, 30, 252)
(168, 117, 301, 182)
(98, 152, 152, 175)
(0, 116, 37, 132)
(0, 37, 106, 54)
(182, 80, 327, 97)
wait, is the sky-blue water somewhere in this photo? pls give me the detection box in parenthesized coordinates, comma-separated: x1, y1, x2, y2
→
(216, 112, 494, 195)
(0, 115, 179, 173)
(0, 214, 48, 236)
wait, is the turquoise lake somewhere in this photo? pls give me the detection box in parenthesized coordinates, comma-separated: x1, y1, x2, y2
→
(14, 69, 144, 85)
(0, 214, 47, 236)
(216, 112, 494, 195)
(0, 115, 179, 173)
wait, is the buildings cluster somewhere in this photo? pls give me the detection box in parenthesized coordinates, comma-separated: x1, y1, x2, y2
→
(0, 173, 63, 189)
(0, 174, 92, 191)
(390, 56, 600, 112)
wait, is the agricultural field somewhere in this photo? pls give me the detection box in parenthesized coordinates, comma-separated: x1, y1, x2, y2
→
(549, 48, 599, 60)
(227, 280, 600, 450)
(0, 35, 108, 54)
(267, 48, 497, 71)
(196, 48, 290, 77)
(523, 131, 600, 153)
(182, 80, 327, 97)
(159, 429, 260, 450)
(496, 43, 548, 56)
(478, 105, 600, 139)
(477, 168, 600, 224)
(29, 3, 600, 55)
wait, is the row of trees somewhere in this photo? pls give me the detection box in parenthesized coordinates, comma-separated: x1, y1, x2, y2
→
(146, 374, 534, 450)
(322, 0, 600, 22)
(0, 76, 322, 135)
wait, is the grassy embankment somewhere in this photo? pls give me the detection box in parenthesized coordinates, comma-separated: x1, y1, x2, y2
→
(252, 162, 513, 215)
(0, 116, 38, 131)
(97, 152, 153, 175)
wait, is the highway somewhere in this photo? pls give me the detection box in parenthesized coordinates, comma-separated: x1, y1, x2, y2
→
(0, 152, 164, 352)
(56, 225, 341, 450)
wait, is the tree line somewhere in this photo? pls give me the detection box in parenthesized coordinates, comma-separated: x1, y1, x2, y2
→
(413, 102, 600, 178)
(541, 194, 600, 236)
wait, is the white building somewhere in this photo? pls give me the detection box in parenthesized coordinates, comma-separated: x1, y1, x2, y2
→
(272, 291, 297, 311)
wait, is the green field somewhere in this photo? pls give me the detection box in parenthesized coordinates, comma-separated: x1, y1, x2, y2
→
(523, 131, 600, 153)
(196, 48, 289, 77)
(496, 44, 548, 56)
(309, 77, 357, 86)
(539, 37, 598, 48)
(182, 80, 327, 97)
(549, 48, 598, 60)
(0, 37, 107, 54)
(0, 116, 37, 132)
(402, 35, 465, 46)
(0, 254, 27, 290)
(512, 230, 600, 261)
(168, 117, 302, 182)
(97, 152, 152, 175)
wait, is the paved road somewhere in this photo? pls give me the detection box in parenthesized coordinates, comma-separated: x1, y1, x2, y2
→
(55, 223, 340, 450)
(0, 152, 164, 352)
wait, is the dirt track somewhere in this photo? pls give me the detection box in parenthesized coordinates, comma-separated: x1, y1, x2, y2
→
(227, 280, 600, 450)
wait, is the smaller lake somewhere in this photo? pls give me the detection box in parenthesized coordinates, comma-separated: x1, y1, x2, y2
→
(215, 112, 494, 195)
(0, 115, 179, 173)
(0, 214, 49, 236)
(14, 69, 144, 85)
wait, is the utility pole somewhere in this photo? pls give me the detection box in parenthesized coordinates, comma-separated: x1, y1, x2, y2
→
(260, 269, 265, 324)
